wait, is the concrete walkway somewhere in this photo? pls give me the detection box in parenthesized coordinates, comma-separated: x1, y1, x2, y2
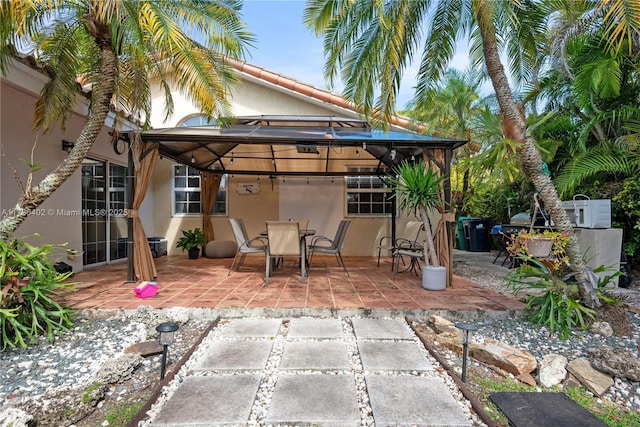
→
(144, 317, 475, 426)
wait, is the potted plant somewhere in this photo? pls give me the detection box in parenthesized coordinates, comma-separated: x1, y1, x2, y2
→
(176, 227, 206, 259)
(506, 229, 570, 259)
(388, 160, 446, 290)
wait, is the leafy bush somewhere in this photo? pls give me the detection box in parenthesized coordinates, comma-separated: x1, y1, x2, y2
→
(611, 176, 640, 269)
(1, 237, 76, 349)
(459, 181, 531, 225)
(505, 255, 595, 339)
(505, 253, 621, 339)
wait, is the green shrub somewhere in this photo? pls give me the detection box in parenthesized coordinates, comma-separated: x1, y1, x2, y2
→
(505, 254, 621, 339)
(1, 236, 76, 349)
(611, 176, 640, 269)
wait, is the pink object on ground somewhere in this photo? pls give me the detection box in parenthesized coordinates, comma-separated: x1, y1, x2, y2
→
(134, 281, 158, 298)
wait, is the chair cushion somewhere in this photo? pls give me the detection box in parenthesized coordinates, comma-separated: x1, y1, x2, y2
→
(205, 240, 238, 258)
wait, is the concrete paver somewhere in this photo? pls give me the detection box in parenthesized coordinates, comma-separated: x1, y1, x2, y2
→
(192, 340, 274, 370)
(366, 375, 472, 426)
(352, 317, 415, 339)
(146, 317, 473, 427)
(287, 317, 343, 338)
(152, 375, 262, 426)
(265, 374, 360, 426)
(357, 340, 434, 371)
(218, 318, 282, 337)
(280, 340, 351, 370)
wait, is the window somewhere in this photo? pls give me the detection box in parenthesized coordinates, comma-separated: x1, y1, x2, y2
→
(172, 164, 227, 216)
(180, 115, 218, 127)
(345, 174, 393, 216)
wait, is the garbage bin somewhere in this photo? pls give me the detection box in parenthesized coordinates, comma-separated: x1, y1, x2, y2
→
(456, 216, 472, 250)
(463, 218, 490, 252)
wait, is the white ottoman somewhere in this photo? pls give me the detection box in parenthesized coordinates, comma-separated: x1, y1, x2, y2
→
(205, 240, 237, 258)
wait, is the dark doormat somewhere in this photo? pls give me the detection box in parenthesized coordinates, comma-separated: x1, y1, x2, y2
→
(489, 392, 608, 427)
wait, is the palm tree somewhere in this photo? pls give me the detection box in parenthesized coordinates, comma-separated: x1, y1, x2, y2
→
(0, 0, 254, 238)
(405, 67, 485, 210)
(304, 0, 639, 308)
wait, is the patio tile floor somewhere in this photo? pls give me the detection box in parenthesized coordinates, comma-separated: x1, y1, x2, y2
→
(60, 255, 525, 315)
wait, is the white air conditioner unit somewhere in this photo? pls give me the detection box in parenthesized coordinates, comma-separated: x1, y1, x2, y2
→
(561, 195, 611, 228)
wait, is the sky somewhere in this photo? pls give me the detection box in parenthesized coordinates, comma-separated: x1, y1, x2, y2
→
(240, 0, 475, 109)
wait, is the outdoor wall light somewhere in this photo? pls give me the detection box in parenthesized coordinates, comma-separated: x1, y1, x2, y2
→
(454, 322, 479, 382)
(156, 321, 179, 380)
(62, 140, 75, 153)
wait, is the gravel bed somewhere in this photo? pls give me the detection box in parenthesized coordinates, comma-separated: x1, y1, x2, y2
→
(452, 256, 640, 413)
(1, 260, 639, 425)
(0, 310, 211, 425)
(423, 314, 640, 411)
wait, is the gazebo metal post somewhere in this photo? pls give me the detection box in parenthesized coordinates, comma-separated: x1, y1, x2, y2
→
(125, 143, 135, 283)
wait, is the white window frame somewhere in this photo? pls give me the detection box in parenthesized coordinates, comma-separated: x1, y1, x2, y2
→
(345, 167, 393, 217)
(172, 164, 228, 217)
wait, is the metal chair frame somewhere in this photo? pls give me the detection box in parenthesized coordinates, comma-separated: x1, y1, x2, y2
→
(308, 220, 351, 277)
(377, 221, 425, 267)
(228, 218, 267, 275)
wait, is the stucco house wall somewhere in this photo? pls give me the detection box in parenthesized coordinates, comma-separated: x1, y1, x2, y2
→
(1, 59, 140, 271)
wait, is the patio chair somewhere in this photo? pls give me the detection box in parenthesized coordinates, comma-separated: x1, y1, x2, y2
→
(392, 246, 425, 279)
(265, 221, 306, 284)
(376, 221, 424, 267)
(228, 218, 267, 275)
(289, 218, 309, 230)
(307, 220, 351, 277)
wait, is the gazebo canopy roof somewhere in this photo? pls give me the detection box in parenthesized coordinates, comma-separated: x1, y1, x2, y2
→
(126, 115, 467, 176)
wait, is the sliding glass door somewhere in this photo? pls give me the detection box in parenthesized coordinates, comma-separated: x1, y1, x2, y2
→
(81, 159, 128, 266)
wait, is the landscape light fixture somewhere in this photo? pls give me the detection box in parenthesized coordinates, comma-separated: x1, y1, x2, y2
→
(454, 322, 479, 382)
(61, 140, 75, 153)
(156, 321, 179, 380)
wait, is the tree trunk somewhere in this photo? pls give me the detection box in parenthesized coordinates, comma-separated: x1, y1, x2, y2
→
(0, 47, 117, 240)
(474, 1, 600, 307)
(418, 205, 439, 267)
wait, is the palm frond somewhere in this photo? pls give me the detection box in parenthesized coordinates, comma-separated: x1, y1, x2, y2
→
(32, 20, 87, 130)
(415, 0, 464, 100)
(554, 146, 637, 196)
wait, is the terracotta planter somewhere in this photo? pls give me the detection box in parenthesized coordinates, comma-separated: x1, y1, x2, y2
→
(525, 238, 553, 258)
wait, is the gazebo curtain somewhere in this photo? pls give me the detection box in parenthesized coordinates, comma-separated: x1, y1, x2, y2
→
(201, 171, 223, 242)
(128, 141, 159, 281)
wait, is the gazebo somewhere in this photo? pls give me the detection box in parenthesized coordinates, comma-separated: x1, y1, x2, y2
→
(121, 115, 467, 282)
